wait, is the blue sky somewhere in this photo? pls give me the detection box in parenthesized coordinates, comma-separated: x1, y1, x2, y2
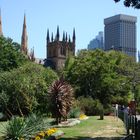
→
(0, 0, 140, 58)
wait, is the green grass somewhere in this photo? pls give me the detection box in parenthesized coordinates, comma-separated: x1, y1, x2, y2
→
(59, 116, 126, 140)
(0, 116, 126, 140)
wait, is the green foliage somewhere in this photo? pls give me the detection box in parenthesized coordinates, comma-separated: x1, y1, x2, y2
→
(114, 0, 140, 9)
(4, 114, 46, 140)
(0, 36, 27, 71)
(48, 78, 74, 124)
(64, 50, 132, 107)
(77, 96, 103, 116)
(0, 62, 58, 116)
(68, 107, 81, 118)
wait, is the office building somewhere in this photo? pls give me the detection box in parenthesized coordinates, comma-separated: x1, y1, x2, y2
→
(88, 31, 104, 50)
(104, 14, 137, 59)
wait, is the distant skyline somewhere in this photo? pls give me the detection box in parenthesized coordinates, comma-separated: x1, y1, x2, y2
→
(0, 0, 140, 59)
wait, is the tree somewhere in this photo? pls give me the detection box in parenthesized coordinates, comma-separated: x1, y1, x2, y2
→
(48, 78, 74, 124)
(64, 50, 133, 109)
(114, 0, 140, 9)
(0, 62, 58, 117)
(0, 36, 27, 71)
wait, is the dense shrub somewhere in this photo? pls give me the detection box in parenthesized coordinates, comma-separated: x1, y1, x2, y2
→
(68, 107, 81, 118)
(77, 96, 103, 116)
(0, 62, 58, 117)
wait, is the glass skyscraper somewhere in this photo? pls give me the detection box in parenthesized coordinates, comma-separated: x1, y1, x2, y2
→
(88, 31, 104, 50)
(104, 14, 137, 60)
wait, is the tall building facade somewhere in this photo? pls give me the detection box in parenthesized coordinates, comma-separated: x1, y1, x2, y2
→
(88, 31, 104, 50)
(44, 26, 75, 70)
(104, 14, 137, 59)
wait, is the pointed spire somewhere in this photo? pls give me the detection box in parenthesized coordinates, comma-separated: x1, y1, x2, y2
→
(56, 25, 60, 41)
(30, 47, 35, 61)
(0, 9, 3, 36)
(68, 35, 71, 42)
(47, 29, 50, 44)
(21, 13, 28, 55)
(72, 28, 76, 43)
(51, 32, 54, 42)
(62, 31, 65, 41)
(65, 32, 68, 42)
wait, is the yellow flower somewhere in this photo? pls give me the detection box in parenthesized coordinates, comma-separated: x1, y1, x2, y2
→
(79, 114, 87, 120)
(45, 128, 57, 136)
(35, 136, 41, 140)
(37, 131, 45, 137)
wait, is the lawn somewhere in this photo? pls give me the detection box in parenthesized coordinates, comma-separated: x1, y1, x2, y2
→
(0, 116, 126, 140)
(59, 116, 126, 140)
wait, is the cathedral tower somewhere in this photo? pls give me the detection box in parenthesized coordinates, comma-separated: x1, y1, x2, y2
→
(45, 27, 76, 70)
(21, 14, 28, 55)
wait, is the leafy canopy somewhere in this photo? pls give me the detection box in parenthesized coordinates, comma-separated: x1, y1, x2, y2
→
(0, 36, 27, 71)
(64, 50, 135, 107)
(114, 0, 140, 9)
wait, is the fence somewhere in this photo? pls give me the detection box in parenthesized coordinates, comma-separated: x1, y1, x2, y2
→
(118, 109, 140, 140)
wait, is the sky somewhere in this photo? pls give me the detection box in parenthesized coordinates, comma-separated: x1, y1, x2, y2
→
(0, 0, 140, 59)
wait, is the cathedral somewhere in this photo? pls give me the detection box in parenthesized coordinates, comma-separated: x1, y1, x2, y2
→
(0, 12, 76, 70)
(44, 27, 76, 70)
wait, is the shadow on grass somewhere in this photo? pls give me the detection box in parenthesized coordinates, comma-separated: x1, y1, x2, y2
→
(59, 136, 124, 140)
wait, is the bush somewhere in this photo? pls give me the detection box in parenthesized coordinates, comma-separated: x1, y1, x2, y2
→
(3, 114, 47, 140)
(77, 96, 103, 116)
(68, 107, 81, 118)
(0, 63, 58, 117)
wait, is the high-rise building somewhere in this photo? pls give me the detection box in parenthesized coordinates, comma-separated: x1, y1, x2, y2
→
(88, 31, 104, 50)
(104, 14, 137, 59)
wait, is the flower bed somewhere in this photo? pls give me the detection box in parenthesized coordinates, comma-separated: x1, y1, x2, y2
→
(79, 114, 89, 120)
(32, 128, 64, 140)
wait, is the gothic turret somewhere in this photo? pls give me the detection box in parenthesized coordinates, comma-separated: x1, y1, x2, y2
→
(62, 31, 65, 41)
(0, 9, 3, 36)
(51, 32, 53, 42)
(21, 14, 28, 55)
(30, 47, 35, 61)
(72, 28, 76, 44)
(68, 35, 71, 42)
(47, 29, 50, 44)
(56, 26, 60, 41)
(65, 32, 68, 42)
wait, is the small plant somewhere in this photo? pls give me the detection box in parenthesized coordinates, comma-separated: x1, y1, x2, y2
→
(68, 107, 81, 118)
(3, 114, 47, 140)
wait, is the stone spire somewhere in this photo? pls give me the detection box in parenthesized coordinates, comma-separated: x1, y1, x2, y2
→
(51, 32, 53, 42)
(0, 9, 3, 36)
(46, 29, 50, 44)
(56, 26, 60, 41)
(65, 32, 68, 42)
(68, 35, 71, 42)
(62, 31, 65, 41)
(30, 47, 35, 61)
(21, 14, 28, 55)
(72, 28, 76, 43)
